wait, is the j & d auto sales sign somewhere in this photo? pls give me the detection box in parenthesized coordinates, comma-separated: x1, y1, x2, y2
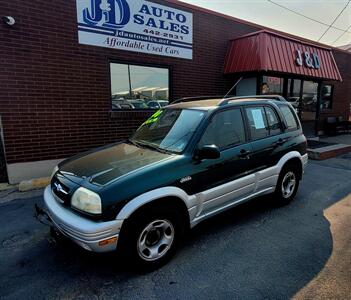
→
(76, 0, 193, 59)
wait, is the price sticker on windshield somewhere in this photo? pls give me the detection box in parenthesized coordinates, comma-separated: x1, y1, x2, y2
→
(143, 110, 163, 125)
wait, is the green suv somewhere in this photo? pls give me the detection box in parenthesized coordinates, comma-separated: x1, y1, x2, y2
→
(39, 95, 308, 268)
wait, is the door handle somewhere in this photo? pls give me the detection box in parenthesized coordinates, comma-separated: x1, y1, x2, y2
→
(273, 138, 287, 148)
(238, 149, 251, 159)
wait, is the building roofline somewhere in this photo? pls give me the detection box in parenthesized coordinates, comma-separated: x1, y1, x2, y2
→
(229, 30, 333, 51)
(164, 0, 262, 30)
(164, 0, 351, 56)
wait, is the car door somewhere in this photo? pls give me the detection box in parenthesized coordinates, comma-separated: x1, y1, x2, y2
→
(244, 105, 285, 191)
(190, 107, 256, 215)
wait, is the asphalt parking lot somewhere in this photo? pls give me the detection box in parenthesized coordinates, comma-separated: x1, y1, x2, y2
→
(1, 156, 351, 299)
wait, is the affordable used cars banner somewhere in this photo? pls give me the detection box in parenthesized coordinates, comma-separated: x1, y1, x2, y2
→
(76, 0, 193, 59)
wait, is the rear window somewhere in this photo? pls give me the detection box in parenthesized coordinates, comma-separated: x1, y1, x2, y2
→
(279, 105, 299, 130)
(265, 106, 282, 136)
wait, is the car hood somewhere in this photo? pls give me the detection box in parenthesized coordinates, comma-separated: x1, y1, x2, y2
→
(59, 142, 173, 186)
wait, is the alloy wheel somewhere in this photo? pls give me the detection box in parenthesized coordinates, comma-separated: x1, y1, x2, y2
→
(281, 171, 296, 199)
(137, 219, 175, 262)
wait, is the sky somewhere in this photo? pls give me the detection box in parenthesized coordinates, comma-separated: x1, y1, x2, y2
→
(180, 0, 351, 47)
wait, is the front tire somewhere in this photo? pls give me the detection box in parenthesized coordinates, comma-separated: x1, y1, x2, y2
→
(274, 164, 300, 205)
(118, 207, 182, 270)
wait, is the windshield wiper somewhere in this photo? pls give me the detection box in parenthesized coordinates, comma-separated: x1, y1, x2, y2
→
(127, 139, 140, 147)
(129, 139, 168, 154)
(141, 142, 169, 154)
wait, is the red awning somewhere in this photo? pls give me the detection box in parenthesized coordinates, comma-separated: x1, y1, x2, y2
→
(224, 30, 342, 81)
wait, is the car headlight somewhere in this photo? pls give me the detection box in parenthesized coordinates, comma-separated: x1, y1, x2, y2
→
(71, 187, 102, 214)
(50, 166, 59, 180)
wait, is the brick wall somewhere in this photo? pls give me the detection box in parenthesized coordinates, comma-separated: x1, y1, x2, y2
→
(0, 0, 259, 164)
(0, 131, 7, 182)
(319, 50, 351, 126)
(0, 0, 350, 166)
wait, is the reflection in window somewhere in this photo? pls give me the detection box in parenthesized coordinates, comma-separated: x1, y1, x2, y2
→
(132, 109, 205, 153)
(301, 81, 318, 121)
(110, 63, 169, 110)
(265, 107, 282, 136)
(279, 105, 298, 130)
(287, 79, 301, 112)
(236, 77, 257, 96)
(262, 76, 284, 95)
(199, 109, 245, 149)
(320, 84, 333, 110)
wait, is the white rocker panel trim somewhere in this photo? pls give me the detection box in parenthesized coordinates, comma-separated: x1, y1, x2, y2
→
(191, 186, 276, 227)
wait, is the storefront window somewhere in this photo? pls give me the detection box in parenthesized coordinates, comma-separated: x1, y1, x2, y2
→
(287, 79, 301, 111)
(301, 81, 318, 121)
(261, 76, 284, 95)
(110, 63, 169, 110)
(320, 84, 333, 110)
(236, 77, 257, 96)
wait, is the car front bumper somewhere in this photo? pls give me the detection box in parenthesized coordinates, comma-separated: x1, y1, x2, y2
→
(43, 186, 123, 252)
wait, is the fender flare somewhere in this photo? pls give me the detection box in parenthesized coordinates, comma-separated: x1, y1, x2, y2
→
(115, 186, 195, 220)
(276, 151, 305, 174)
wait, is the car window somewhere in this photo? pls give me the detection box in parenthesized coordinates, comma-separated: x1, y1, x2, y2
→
(199, 109, 245, 149)
(245, 107, 269, 140)
(265, 106, 282, 136)
(279, 105, 298, 130)
(132, 109, 205, 153)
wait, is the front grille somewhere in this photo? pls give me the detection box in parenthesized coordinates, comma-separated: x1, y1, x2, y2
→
(51, 174, 71, 205)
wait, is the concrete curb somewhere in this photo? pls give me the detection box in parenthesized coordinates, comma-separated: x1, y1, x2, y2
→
(0, 183, 18, 192)
(18, 178, 50, 192)
(308, 144, 351, 160)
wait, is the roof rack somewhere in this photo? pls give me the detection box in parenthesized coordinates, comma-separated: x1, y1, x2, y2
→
(172, 95, 226, 104)
(171, 94, 287, 106)
(219, 95, 287, 106)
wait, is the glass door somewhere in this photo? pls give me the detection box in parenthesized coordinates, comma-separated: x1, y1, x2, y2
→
(0, 134, 7, 183)
(301, 81, 319, 136)
(301, 81, 318, 121)
(287, 79, 302, 115)
(286, 79, 319, 136)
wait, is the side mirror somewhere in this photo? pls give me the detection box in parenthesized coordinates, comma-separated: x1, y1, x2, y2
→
(195, 145, 220, 160)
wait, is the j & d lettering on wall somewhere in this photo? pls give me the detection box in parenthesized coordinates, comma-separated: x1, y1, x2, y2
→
(295, 49, 321, 69)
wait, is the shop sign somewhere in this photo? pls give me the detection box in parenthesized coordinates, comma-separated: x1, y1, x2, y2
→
(266, 76, 281, 85)
(76, 0, 193, 59)
(295, 50, 321, 69)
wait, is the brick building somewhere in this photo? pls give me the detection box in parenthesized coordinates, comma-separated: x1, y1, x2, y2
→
(1, 0, 350, 183)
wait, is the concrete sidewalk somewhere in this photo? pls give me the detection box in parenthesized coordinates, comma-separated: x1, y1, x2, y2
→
(320, 134, 351, 145)
(294, 192, 351, 300)
(308, 134, 351, 160)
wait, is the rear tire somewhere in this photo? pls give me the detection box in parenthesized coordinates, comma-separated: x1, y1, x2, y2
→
(274, 164, 300, 205)
(118, 206, 183, 270)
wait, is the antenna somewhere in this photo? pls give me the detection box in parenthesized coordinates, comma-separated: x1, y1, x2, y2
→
(223, 76, 243, 98)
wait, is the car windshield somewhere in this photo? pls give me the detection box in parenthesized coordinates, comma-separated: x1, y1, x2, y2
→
(131, 109, 205, 153)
